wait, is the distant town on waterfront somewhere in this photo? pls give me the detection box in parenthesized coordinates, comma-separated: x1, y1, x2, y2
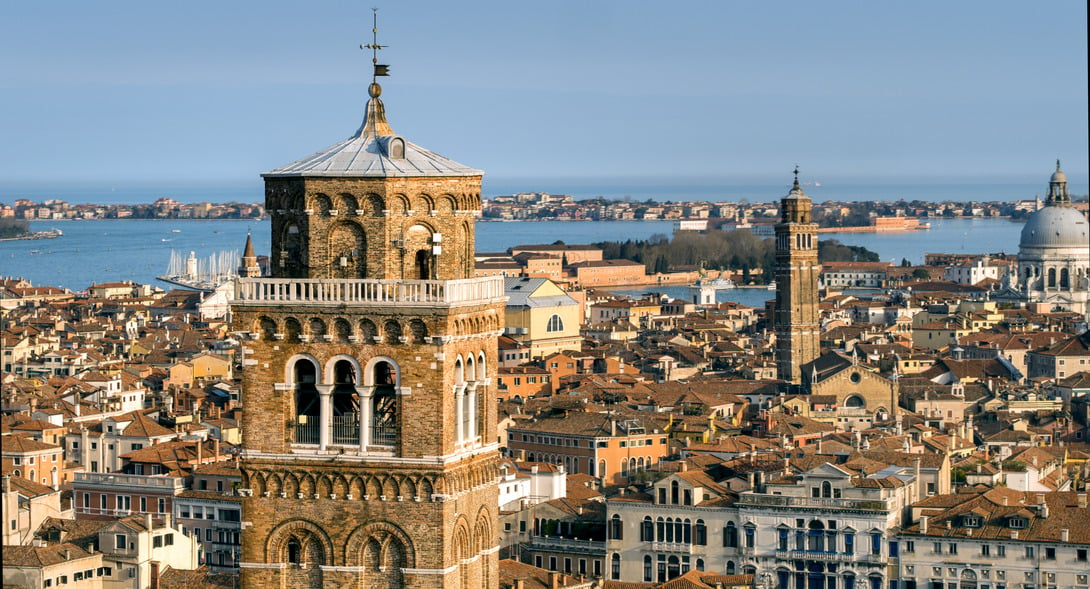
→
(4, 188, 1087, 229)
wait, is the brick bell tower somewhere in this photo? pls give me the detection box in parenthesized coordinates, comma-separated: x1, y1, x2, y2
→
(232, 20, 503, 589)
(774, 167, 821, 385)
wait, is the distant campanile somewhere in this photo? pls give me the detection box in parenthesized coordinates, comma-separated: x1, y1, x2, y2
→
(231, 17, 503, 588)
(774, 169, 821, 384)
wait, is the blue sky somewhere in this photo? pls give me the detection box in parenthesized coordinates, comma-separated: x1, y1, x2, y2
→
(1, 0, 1086, 194)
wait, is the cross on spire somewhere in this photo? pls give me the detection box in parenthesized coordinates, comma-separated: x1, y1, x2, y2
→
(361, 8, 390, 82)
(793, 165, 800, 189)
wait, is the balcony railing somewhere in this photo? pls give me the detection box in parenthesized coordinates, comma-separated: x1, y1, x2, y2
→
(293, 420, 319, 445)
(371, 420, 396, 447)
(651, 541, 692, 554)
(73, 472, 185, 492)
(233, 275, 505, 307)
(331, 414, 360, 445)
(737, 493, 890, 512)
(524, 536, 606, 555)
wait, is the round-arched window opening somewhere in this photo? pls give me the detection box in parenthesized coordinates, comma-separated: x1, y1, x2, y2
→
(850, 372, 862, 384)
(844, 395, 866, 408)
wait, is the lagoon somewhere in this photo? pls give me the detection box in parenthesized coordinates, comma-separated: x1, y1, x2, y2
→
(1, 218, 1023, 292)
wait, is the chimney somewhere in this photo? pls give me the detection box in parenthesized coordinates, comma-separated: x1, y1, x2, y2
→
(214, 439, 220, 462)
(146, 513, 153, 530)
(196, 441, 202, 466)
(1002, 496, 1008, 506)
(920, 515, 928, 534)
(164, 513, 172, 528)
(679, 460, 688, 472)
(514, 581, 524, 589)
(816, 438, 823, 454)
(549, 571, 561, 589)
(1079, 494, 1087, 508)
(64, 549, 71, 561)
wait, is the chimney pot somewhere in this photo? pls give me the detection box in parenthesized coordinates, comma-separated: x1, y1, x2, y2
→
(1078, 494, 1087, 508)
(920, 515, 929, 534)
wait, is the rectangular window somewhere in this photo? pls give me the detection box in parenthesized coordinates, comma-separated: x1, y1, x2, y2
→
(159, 498, 166, 513)
(115, 534, 126, 549)
(1045, 547, 1055, 560)
(997, 545, 1005, 557)
(206, 528, 213, 542)
(153, 535, 163, 548)
(1025, 546, 1034, 559)
(1078, 548, 1087, 561)
(948, 542, 957, 555)
(981, 544, 990, 556)
(549, 556, 557, 571)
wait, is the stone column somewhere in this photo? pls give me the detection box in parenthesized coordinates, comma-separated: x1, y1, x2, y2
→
(454, 384, 467, 445)
(467, 382, 478, 443)
(316, 385, 333, 450)
(356, 386, 374, 451)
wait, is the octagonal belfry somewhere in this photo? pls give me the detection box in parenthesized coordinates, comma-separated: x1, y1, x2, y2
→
(232, 75, 503, 589)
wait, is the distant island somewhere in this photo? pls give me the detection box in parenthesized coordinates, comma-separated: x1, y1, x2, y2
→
(483, 192, 1089, 228)
(1, 197, 265, 221)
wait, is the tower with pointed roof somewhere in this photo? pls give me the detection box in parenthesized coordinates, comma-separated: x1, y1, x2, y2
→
(231, 20, 502, 588)
(774, 169, 821, 384)
(238, 231, 261, 278)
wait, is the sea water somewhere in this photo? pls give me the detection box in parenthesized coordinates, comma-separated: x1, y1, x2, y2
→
(0, 218, 1024, 292)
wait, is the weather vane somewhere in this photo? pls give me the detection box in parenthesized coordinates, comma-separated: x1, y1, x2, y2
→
(361, 8, 390, 82)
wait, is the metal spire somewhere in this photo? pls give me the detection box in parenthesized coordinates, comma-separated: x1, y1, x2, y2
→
(361, 8, 390, 84)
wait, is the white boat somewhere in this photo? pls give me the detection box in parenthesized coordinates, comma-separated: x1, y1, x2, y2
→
(767, 281, 777, 290)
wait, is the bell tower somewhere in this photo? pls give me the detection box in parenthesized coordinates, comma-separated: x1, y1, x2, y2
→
(232, 16, 502, 588)
(774, 167, 821, 384)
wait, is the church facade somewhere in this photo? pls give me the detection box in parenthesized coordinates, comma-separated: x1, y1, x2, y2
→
(1000, 162, 1090, 319)
(231, 75, 503, 587)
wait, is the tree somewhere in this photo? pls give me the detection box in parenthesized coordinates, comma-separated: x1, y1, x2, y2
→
(901, 258, 911, 267)
(912, 268, 931, 280)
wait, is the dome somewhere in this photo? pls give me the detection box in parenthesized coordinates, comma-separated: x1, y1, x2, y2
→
(1050, 159, 1067, 184)
(1019, 205, 1089, 249)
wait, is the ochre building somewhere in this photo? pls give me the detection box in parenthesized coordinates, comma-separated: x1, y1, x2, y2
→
(231, 77, 503, 587)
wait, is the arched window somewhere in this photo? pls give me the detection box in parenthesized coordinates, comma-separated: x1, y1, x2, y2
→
(643, 555, 653, 582)
(415, 249, 431, 280)
(808, 519, 826, 551)
(726, 561, 736, 574)
(667, 555, 680, 580)
(696, 558, 705, 572)
(331, 360, 360, 445)
(1061, 268, 1070, 288)
(641, 517, 654, 542)
(598, 460, 606, 481)
(671, 480, 680, 504)
(821, 481, 832, 498)
(1048, 267, 1057, 287)
(610, 553, 621, 580)
(371, 361, 398, 447)
(724, 522, 738, 548)
(546, 314, 564, 333)
(293, 359, 320, 445)
(609, 514, 623, 540)
(694, 519, 707, 546)
(287, 538, 301, 564)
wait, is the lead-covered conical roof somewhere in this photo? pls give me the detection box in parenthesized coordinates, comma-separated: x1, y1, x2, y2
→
(262, 82, 482, 178)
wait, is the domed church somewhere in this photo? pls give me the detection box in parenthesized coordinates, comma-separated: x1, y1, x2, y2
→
(1005, 161, 1090, 318)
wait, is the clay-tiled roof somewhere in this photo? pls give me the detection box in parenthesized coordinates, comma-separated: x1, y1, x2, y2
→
(2, 542, 96, 568)
(903, 490, 1090, 544)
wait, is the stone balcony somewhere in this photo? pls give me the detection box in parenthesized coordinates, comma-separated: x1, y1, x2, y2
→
(73, 472, 185, 493)
(232, 275, 506, 308)
(737, 493, 890, 512)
